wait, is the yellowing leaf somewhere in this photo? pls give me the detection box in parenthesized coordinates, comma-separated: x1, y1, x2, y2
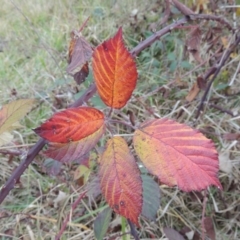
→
(0, 99, 35, 135)
(99, 136, 142, 225)
(133, 119, 222, 192)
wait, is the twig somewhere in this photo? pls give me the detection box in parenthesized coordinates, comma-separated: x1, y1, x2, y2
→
(171, 0, 195, 15)
(229, 55, 240, 86)
(0, 17, 189, 205)
(0, 138, 46, 204)
(189, 14, 233, 32)
(130, 17, 188, 57)
(196, 33, 240, 118)
(209, 103, 235, 117)
(55, 190, 87, 240)
(171, 0, 234, 31)
(0, 149, 23, 156)
(159, 0, 171, 26)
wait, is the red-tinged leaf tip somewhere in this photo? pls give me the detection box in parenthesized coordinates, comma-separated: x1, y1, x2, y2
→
(133, 119, 222, 192)
(44, 125, 105, 163)
(92, 27, 138, 109)
(34, 107, 104, 143)
(99, 136, 142, 225)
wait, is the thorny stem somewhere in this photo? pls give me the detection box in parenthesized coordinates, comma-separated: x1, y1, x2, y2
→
(0, 17, 188, 205)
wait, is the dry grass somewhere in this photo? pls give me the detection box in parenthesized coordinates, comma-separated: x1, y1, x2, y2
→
(0, 0, 240, 239)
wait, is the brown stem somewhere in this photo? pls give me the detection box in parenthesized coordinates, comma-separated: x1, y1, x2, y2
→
(0, 138, 46, 204)
(0, 17, 189, 205)
(209, 103, 235, 117)
(159, 0, 171, 26)
(171, 0, 195, 15)
(0, 149, 23, 156)
(196, 33, 240, 118)
(171, 0, 234, 31)
(130, 17, 188, 57)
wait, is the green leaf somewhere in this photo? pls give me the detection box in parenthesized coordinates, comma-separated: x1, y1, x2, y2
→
(141, 175, 161, 221)
(94, 206, 112, 240)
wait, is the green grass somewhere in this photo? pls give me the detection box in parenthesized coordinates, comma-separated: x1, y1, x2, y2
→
(1, 0, 240, 239)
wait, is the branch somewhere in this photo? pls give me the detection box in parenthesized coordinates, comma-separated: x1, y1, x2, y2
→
(130, 17, 188, 57)
(0, 138, 46, 204)
(209, 103, 236, 117)
(171, 0, 234, 31)
(159, 0, 171, 26)
(196, 33, 240, 118)
(0, 149, 23, 156)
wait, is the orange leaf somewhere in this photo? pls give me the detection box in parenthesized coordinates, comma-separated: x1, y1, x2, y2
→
(34, 107, 104, 143)
(92, 27, 138, 109)
(133, 119, 222, 192)
(44, 125, 105, 163)
(99, 136, 142, 225)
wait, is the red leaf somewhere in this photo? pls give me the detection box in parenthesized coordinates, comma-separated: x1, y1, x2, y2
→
(92, 27, 138, 109)
(99, 136, 142, 225)
(44, 125, 105, 163)
(34, 107, 104, 143)
(133, 119, 222, 192)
